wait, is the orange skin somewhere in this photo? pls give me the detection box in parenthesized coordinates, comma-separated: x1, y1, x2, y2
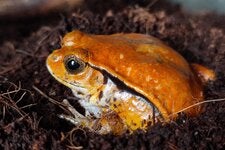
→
(47, 30, 215, 134)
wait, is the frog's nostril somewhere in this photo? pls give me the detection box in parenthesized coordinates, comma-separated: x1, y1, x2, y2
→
(51, 54, 62, 62)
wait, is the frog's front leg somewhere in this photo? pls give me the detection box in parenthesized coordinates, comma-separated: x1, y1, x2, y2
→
(59, 99, 93, 127)
(60, 99, 127, 134)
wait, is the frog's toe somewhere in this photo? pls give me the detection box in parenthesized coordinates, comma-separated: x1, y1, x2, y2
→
(59, 114, 81, 125)
(62, 99, 85, 118)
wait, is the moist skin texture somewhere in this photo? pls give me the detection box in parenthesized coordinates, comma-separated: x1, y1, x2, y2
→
(46, 30, 215, 135)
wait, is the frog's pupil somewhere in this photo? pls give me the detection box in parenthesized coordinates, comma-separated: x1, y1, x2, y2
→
(67, 59, 80, 71)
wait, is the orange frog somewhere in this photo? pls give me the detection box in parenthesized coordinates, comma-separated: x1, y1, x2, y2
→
(46, 30, 215, 135)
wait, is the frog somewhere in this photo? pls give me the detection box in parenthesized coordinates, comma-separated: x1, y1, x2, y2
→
(46, 30, 215, 135)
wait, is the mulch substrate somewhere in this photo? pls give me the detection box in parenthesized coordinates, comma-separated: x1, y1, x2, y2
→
(0, 0, 225, 149)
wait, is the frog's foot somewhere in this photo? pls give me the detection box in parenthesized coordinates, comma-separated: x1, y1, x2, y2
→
(191, 63, 216, 84)
(59, 99, 92, 127)
(94, 111, 127, 135)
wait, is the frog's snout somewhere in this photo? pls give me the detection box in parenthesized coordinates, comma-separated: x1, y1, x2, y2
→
(48, 53, 62, 63)
(46, 49, 64, 75)
(47, 50, 62, 64)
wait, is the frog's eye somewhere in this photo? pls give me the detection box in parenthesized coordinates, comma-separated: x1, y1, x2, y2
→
(64, 56, 86, 74)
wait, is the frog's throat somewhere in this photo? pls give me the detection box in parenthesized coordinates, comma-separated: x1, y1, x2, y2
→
(71, 77, 116, 118)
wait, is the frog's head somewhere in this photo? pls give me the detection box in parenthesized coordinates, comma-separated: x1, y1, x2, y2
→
(46, 41, 105, 98)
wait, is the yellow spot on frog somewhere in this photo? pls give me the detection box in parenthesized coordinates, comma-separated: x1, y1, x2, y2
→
(145, 75, 151, 82)
(126, 67, 132, 76)
(119, 53, 124, 59)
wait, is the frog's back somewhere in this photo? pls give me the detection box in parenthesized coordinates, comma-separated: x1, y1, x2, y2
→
(62, 30, 204, 119)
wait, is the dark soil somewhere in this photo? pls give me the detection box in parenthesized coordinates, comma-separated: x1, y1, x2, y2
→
(0, 0, 225, 149)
